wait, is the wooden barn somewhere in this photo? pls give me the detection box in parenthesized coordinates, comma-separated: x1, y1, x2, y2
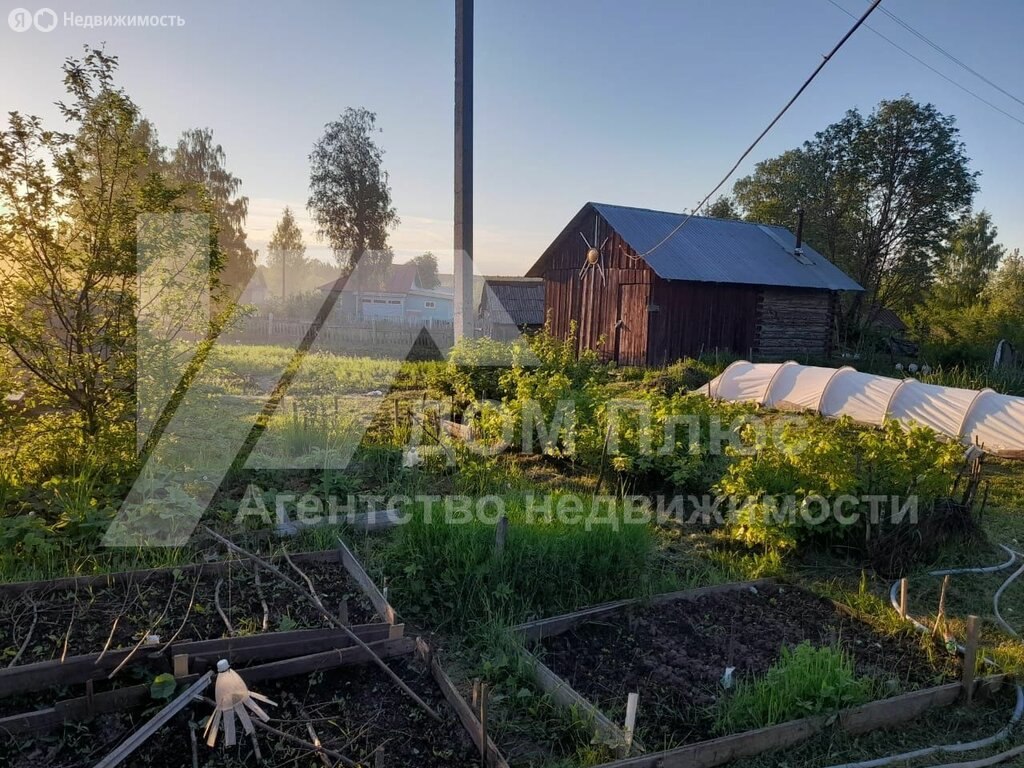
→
(526, 202, 863, 365)
(478, 277, 545, 340)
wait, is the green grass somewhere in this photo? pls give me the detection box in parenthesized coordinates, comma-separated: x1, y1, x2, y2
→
(206, 343, 441, 395)
(380, 492, 685, 634)
(715, 642, 876, 733)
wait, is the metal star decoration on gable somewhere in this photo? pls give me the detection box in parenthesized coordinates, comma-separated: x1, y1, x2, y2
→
(579, 219, 609, 285)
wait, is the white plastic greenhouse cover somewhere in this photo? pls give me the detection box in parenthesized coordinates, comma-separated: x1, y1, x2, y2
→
(706, 361, 1024, 458)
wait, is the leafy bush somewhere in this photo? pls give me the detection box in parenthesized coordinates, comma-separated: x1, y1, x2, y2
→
(641, 356, 734, 395)
(495, 325, 608, 457)
(438, 335, 522, 402)
(600, 391, 752, 494)
(717, 417, 964, 553)
(715, 642, 875, 732)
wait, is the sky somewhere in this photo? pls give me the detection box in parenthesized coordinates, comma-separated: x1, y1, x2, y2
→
(1, 0, 1023, 276)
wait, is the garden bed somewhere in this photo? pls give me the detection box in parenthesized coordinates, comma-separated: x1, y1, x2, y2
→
(0, 550, 379, 669)
(0, 644, 491, 768)
(523, 582, 959, 755)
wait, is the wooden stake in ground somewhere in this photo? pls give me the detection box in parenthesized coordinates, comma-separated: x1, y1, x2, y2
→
(200, 526, 440, 721)
(963, 614, 979, 704)
(934, 574, 951, 639)
(623, 692, 639, 753)
(495, 515, 508, 557)
(898, 577, 909, 620)
(478, 682, 489, 768)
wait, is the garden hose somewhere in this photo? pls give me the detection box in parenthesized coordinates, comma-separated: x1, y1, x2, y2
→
(992, 551, 1024, 638)
(887, 544, 1019, 659)
(930, 546, 1018, 577)
(838, 545, 1024, 768)
(821, 686, 1023, 768)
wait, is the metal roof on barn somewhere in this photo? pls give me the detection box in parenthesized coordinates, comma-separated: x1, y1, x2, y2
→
(479, 277, 545, 326)
(528, 202, 863, 292)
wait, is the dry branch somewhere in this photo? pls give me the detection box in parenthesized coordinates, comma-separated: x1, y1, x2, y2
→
(284, 551, 319, 598)
(153, 570, 203, 656)
(7, 595, 37, 668)
(214, 578, 235, 636)
(59, 585, 79, 664)
(98, 577, 138, 664)
(199, 695, 357, 768)
(200, 526, 440, 721)
(253, 565, 270, 631)
(107, 577, 179, 679)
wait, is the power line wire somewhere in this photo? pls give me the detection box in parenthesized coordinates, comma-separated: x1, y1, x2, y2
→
(827, 0, 1024, 129)
(878, 5, 1024, 110)
(635, 0, 882, 259)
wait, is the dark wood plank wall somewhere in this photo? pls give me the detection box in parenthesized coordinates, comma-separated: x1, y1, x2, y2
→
(755, 287, 835, 359)
(647, 280, 760, 364)
(542, 210, 653, 362)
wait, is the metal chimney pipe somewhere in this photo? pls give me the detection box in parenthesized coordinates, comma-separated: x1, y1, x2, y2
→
(794, 207, 805, 254)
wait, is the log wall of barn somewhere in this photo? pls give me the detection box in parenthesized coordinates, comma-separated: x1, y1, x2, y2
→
(754, 287, 835, 359)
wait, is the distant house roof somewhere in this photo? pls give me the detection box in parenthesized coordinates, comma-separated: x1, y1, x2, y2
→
(479, 277, 545, 327)
(869, 306, 908, 333)
(316, 262, 453, 298)
(527, 202, 863, 292)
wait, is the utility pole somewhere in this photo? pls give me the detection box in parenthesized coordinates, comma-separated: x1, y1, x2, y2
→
(454, 0, 474, 341)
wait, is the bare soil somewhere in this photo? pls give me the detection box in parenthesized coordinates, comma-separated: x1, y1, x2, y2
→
(538, 584, 957, 751)
(0, 558, 378, 667)
(0, 657, 480, 768)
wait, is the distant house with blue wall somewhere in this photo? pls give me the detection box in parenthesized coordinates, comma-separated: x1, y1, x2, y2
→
(318, 262, 454, 327)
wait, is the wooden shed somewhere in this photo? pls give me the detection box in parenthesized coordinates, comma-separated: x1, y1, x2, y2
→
(526, 202, 862, 365)
(478, 277, 545, 340)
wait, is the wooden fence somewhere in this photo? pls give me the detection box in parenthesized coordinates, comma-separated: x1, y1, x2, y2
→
(227, 315, 454, 355)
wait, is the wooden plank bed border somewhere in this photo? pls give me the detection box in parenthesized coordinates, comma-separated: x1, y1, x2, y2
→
(0, 621, 398, 699)
(512, 579, 776, 643)
(183, 623, 402, 672)
(416, 637, 512, 768)
(337, 538, 399, 627)
(0, 637, 415, 737)
(0, 548, 339, 598)
(519, 646, 639, 758)
(512, 582, 1003, 764)
(0, 543, 399, 699)
(590, 676, 1006, 768)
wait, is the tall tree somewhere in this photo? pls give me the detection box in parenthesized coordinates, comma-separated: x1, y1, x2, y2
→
(411, 251, 440, 288)
(734, 97, 977, 328)
(266, 207, 307, 299)
(935, 211, 1004, 309)
(307, 108, 398, 286)
(171, 127, 254, 301)
(704, 195, 742, 220)
(0, 48, 187, 438)
(985, 248, 1024, 346)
